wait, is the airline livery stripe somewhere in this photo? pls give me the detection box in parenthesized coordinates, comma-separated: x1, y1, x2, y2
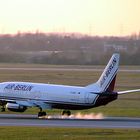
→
(103, 68, 118, 92)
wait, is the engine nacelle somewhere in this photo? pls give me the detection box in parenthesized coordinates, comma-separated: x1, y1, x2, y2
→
(6, 103, 27, 112)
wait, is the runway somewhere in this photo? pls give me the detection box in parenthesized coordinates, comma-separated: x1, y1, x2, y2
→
(0, 67, 140, 72)
(0, 114, 140, 128)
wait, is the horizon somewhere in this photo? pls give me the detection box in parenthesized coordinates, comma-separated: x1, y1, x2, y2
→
(0, 31, 139, 38)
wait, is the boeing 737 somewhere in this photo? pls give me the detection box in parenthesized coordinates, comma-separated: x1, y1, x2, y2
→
(0, 53, 140, 117)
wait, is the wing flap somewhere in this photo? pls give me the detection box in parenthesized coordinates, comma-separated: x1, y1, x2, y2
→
(16, 100, 35, 107)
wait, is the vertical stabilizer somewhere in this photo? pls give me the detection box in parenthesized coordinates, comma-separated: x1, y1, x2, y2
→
(86, 53, 120, 93)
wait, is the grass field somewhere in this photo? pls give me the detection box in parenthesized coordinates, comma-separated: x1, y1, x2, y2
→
(0, 64, 139, 139)
(0, 63, 139, 117)
(0, 127, 139, 140)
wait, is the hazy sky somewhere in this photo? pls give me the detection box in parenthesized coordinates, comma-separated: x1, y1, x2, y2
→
(0, 0, 140, 36)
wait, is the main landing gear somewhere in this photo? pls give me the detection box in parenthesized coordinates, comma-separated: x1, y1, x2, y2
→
(37, 108, 71, 118)
(62, 110, 71, 116)
(38, 108, 46, 117)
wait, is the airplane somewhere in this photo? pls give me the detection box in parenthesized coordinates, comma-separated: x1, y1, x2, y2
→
(0, 53, 140, 117)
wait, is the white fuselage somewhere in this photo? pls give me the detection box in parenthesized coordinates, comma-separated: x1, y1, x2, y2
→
(0, 82, 98, 109)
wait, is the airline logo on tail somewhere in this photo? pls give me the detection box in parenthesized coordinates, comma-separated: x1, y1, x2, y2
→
(86, 53, 119, 93)
(100, 57, 117, 87)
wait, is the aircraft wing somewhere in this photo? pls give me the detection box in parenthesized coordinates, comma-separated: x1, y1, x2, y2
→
(16, 100, 35, 107)
(118, 89, 140, 95)
(0, 98, 52, 109)
(16, 100, 52, 109)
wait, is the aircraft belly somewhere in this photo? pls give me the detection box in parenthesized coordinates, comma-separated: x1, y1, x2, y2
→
(51, 102, 93, 110)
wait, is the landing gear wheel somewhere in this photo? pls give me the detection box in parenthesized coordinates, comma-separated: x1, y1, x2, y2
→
(1, 107, 5, 112)
(62, 110, 71, 116)
(38, 111, 46, 117)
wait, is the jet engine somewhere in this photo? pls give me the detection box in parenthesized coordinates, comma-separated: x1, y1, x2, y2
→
(6, 103, 27, 112)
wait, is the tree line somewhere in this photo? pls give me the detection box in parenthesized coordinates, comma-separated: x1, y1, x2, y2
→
(0, 33, 140, 65)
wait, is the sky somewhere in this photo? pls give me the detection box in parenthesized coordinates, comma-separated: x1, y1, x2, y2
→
(0, 0, 140, 36)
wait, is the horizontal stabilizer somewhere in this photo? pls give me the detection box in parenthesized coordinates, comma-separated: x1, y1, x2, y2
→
(118, 89, 140, 95)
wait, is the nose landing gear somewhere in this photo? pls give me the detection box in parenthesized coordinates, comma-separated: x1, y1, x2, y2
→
(1, 106, 5, 112)
(0, 101, 6, 112)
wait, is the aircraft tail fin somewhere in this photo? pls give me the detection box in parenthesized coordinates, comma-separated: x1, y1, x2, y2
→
(86, 53, 120, 93)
